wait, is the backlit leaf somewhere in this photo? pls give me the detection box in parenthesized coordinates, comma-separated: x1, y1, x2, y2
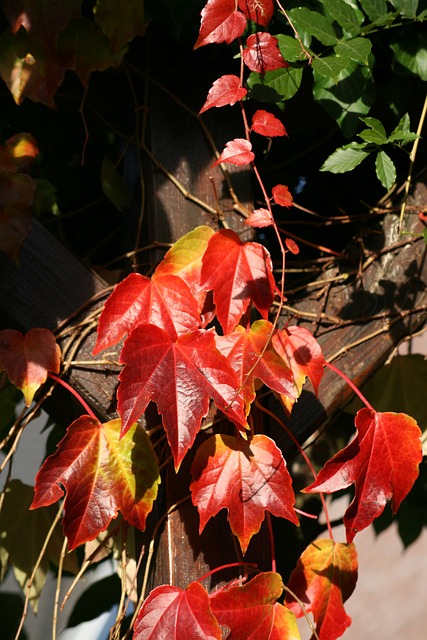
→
(216, 321, 296, 415)
(272, 184, 293, 207)
(0, 328, 60, 406)
(199, 75, 247, 113)
(245, 208, 273, 228)
(93, 272, 200, 353)
(118, 326, 247, 469)
(31, 417, 160, 550)
(134, 582, 221, 640)
(286, 539, 358, 640)
(94, 0, 145, 52)
(210, 572, 300, 640)
(191, 434, 298, 554)
(238, 0, 274, 27)
(201, 229, 275, 334)
(251, 110, 287, 137)
(195, 0, 247, 49)
(304, 409, 423, 542)
(243, 33, 288, 74)
(212, 138, 255, 166)
(6, 133, 39, 171)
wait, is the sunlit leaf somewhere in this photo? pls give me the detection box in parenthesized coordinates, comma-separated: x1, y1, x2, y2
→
(251, 109, 287, 137)
(195, 0, 247, 49)
(212, 138, 255, 166)
(191, 434, 298, 554)
(199, 74, 247, 113)
(243, 32, 288, 74)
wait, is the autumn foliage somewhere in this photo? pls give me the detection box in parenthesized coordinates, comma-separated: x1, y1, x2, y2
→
(0, 1, 425, 639)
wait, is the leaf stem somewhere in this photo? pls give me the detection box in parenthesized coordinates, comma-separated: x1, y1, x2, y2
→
(48, 373, 98, 421)
(196, 561, 258, 584)
(324, 361, 375, 412)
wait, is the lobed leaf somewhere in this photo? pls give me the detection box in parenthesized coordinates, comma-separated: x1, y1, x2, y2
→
(0, 328, 60, 406)
(190, 434, 299, 554)
(31, 417, 160, 550)
(118, 326, 247, 469)
(201, 229, 275, 334)
(134, 582, 221, 640)
(93, 272, 200, 353)
(286, 539, 358, 640)
(304, 409, 423, 542)
(210, 571, 300, 640)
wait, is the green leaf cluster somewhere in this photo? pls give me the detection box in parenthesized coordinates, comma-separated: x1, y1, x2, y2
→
(320, 114, 418, 189)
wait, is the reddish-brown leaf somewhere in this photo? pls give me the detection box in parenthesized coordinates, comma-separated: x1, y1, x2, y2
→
(286, 539, 358, 640)
(272, 184, 293, 207)
(244, 208, 273, 228)
(238, 0, 275, 27)
(93, 272, 200, 354)
(212, 138, 255, 167)
(118, 326, 247, 469)
(272, 325, 325, 414)
(6, 133, 39, 171)
(201, 229, 275, 334)
(285, 238, 299, 255)
(195, 0, 247, 48)
(134, 582, 221, 640)
(216, 320, 295, 414)
(191, 434, 298, 554)
(210, 571, 300, 639)
(0, 328, 60, 406)
(200, 74, 247, 114)
(242, 33, 288, 73)
(31, 417, 160, 550)
(251, 110, 288, 137)
(304, 409, 423, 542)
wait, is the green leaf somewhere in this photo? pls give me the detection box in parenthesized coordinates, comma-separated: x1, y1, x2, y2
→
(247, 66, 303, 103)
(94, 0, 145, 52)
(277, 34, 310, 63)
(423, 227, 427, 245)
(388, 113, 419, 143)
(0, 480, 79, 612)
(334, 37, 372, 65)
(359, 0, 390, 22)
(375, 150, 396, 189)
(321, 142, 371, 173)
(358, 117, 387, 144)
(389, 27, 427, 81)
(313, 59, 376, 136)
(101, 155, 132, 212)
(287, 8, 339, 46)
(321, 0, 364, 36)
(312, 55, 349, 83)
(389, 0, 419, 18)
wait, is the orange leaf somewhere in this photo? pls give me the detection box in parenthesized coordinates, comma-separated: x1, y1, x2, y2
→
(0, 328, 60, 405)
(31, 417, 160, 550)
(190, 434, 298, 554)
(286, 539, 358, 640)
(272, 184, 293, 208)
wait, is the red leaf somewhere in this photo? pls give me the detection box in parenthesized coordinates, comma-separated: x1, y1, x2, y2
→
(286, 539, 358, 640)
(201, 229, 275, 334)
(238, 0, 274, 27)
(304, 409, 423, 542)
(251, 110, 287, 137)
(190, 434, 298, 554)
(31, 417, 160, 550)
(0, 328, 60, 406)
(285, 238, 299, 254)
(118, 326, 247, 469)
(93, 272, 200, 354)
(200, 75, 247, 114)
(244, 208, 273, 228)
(216, 320, 296, 414)
(272, 325, 325, 413)
(212, 138, 255, 167)
(195, 0, 247, 49)
(272, 184, 293, 207)
(134, 582, 221, 640)
(210, 571, 300, 639)
(242, 33, 288, 73)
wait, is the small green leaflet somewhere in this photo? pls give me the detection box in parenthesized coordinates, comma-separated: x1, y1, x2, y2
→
(375, 150, 396, 189)
(320, 142, 371, 173)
